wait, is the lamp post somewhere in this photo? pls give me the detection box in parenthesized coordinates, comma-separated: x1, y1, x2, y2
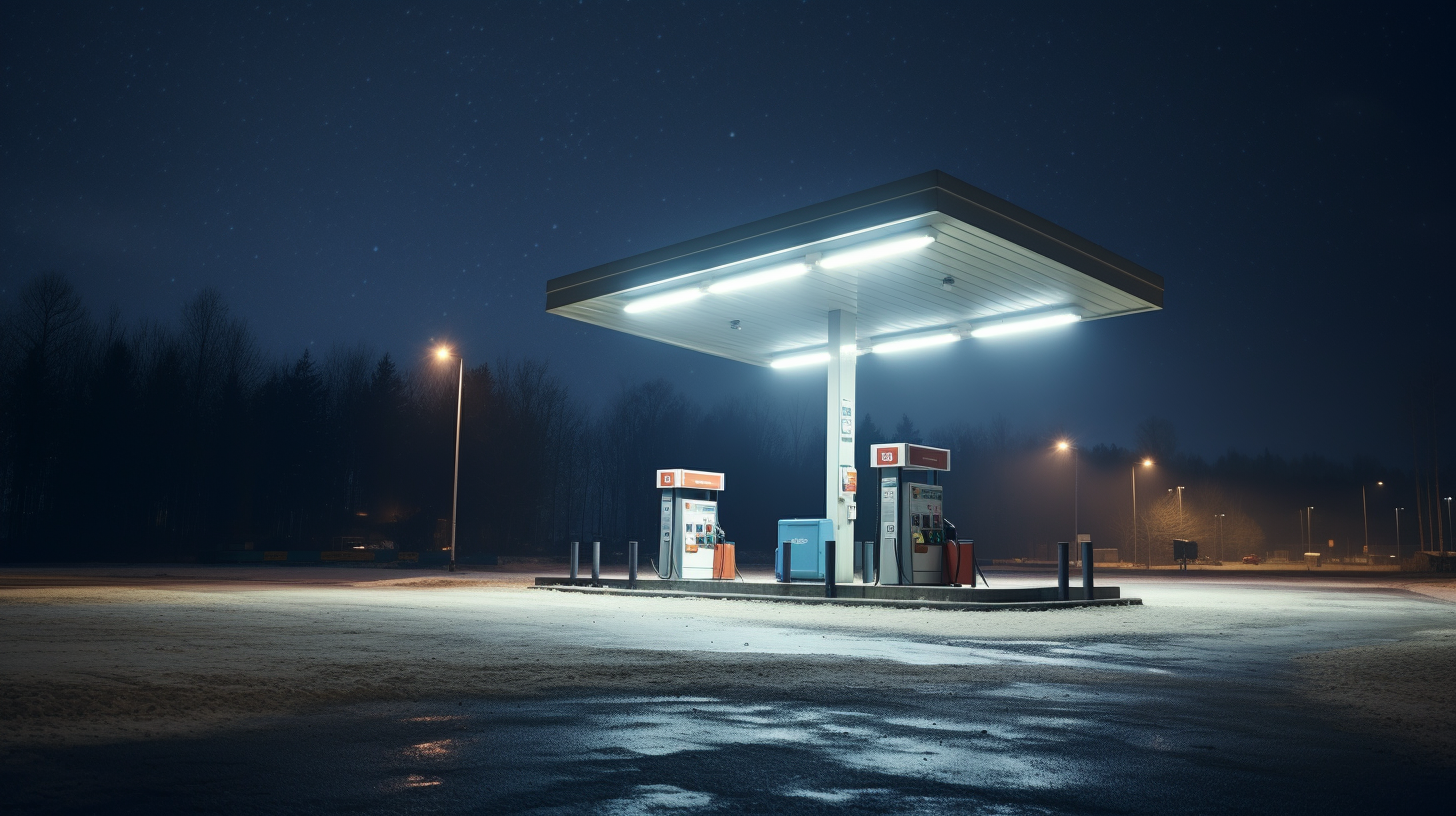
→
(1445, 497, 1452, 556)
(1306, 506, 1314, 553)
(1362, 482, 1382, 562)
(1057, 440, 1078, 547)
(435, 345, 464, 572)
(1132, 458, 1153, 569)
(1396, 507, 1405, 561)
(1215, 513, 1226, 562)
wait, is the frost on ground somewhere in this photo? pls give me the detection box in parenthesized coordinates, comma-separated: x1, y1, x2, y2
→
(1294, 628, 1456, 764)
(1, 567, 1453, 762)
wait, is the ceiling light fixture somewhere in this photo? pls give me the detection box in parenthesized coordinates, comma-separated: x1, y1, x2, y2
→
(623, 288, 705, 314)
(707, 262, 809, 294)
(819, 234, 935, 269)
(770, 351, 832, 369)
(969, 312, 1080, 338)
(871, 333, 960, 354)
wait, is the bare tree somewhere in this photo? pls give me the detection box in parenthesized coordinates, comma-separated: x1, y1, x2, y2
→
(1136, 417, 1178, 462)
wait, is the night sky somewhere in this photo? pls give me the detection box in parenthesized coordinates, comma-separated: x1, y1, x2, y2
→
(4, 2, 1452, 463)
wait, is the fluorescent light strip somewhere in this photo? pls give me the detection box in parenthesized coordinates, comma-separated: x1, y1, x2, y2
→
(622, 288, 704, 314)
(770, 351, 831, 369)
(627, 232, 932, 314)
(970, 313, 1080, 338)
(871, 333, 961, 354)
(769, 344, 861, 369)
(819, 234, 935, 269)
(707, 262, 809, 294)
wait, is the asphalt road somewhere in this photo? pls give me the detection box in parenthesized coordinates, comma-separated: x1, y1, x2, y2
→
(2, 567, 1452, 814)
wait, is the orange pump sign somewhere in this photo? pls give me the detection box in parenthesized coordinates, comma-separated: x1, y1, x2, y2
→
(870, 443, 951, 471)
(656, 469, 725, 491)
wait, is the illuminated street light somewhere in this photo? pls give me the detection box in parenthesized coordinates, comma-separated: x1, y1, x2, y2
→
(1132, 458, 1153, 568)
(434, 345, 464, 572)
(1055, 440, 1078, 547)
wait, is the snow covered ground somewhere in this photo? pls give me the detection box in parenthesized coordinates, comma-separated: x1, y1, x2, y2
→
(1, 565, 1452, 813)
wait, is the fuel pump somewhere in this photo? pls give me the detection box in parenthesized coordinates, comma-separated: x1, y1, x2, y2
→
(655, 469, 726, 580)
(871, 443, 953, 585)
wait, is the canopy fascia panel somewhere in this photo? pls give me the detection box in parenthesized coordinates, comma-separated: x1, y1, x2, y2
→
(545, 171, 1163, 367)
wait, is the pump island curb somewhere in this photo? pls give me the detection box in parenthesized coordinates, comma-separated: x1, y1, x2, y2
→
(532, 579, 1140, 612)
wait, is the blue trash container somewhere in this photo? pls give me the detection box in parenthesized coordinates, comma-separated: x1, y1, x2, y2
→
(775, 518, 832, 581)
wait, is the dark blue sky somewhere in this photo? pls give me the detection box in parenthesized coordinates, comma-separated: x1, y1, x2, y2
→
(3, 2, 1451, 463)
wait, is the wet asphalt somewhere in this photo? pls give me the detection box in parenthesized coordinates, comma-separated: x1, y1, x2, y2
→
(3, 573, 1452, 814)
(3, 683, 1445, 815)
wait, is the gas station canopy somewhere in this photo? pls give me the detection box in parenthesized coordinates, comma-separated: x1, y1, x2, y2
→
(545, 171, 1162, 366)
(546, 170, 1163, 585)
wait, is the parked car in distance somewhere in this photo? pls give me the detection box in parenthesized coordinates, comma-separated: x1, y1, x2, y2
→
(1242, 554, 1262, 565)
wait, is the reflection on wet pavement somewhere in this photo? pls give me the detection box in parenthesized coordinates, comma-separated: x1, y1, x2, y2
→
(601, 628, 1179, 673)
(347, 690, 1436, 813)
(5, 682, 1448, 814)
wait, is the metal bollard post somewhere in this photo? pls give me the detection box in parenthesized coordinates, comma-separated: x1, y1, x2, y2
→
(627, 540, 638, 585)
(825, 540, 836, 598)
(1082, 540, 1095, 599)
(780, 541, 792, 583)
(591, 539, 601, 583)
(1057, 542, 1069, 601)
(569, 540, 579, 581)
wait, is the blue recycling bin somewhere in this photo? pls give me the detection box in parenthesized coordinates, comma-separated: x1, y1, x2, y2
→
(775, 518, 832, 581)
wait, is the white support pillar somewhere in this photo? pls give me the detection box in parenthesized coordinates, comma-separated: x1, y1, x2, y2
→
(826, 309, 856, 584)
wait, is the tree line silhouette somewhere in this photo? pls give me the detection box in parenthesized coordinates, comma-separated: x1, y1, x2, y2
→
(0, 273, 826, 561)
(1, 272, 1442, 564)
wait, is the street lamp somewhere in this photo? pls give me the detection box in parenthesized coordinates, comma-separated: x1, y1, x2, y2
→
(1132, 458, 1153, 569)
(1306, 506, 1315, 553)
(1395, 507, 1405, 561)
(1361, 482, 1383, 562)
(435, 345, 464, 572)
(1056, 440, 1078, 547)
(1215, 513, 1226, 562)
(1442, 496, 1453, 555)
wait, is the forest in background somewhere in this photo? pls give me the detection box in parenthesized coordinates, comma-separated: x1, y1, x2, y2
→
(1, 272, 1449, 564)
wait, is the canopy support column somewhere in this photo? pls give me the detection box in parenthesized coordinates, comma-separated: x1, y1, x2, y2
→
(826, 309, 856, 584)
